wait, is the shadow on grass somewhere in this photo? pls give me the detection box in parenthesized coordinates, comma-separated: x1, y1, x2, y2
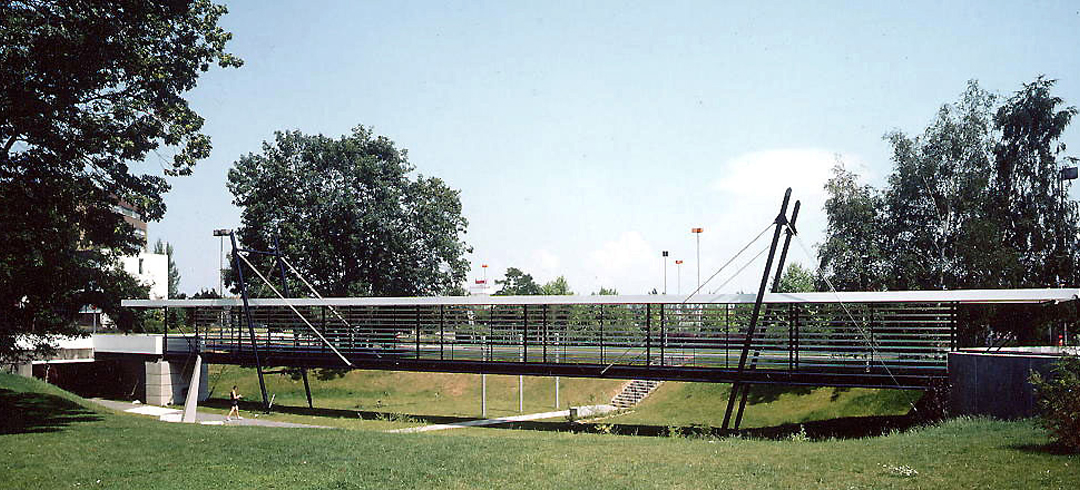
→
(200, 398, 481, 426)
(744, 384, 816, 405)
(1009, 443, 1078, 456)
(488, 413, 925, 441)
(0, 388, 102, 435)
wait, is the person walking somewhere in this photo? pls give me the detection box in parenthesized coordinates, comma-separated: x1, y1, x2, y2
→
(226, 385, 243, 421)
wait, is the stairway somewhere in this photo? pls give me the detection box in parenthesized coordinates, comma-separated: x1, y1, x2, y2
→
(610, 379, 663, 408)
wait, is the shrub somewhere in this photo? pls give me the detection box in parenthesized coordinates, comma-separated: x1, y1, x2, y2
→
(1029, 355, 1080, 452)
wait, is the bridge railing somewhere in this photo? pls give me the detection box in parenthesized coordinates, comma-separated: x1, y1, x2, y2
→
(167, 300, 955, 376)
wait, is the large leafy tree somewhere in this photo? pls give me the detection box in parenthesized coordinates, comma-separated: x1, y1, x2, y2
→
(494, 267, 542, 296)
(820, 78, 1077, 292)
(227, 126, 471, 297)
(818, 78, 1077, 343)
(817, 161, 887, 291)
(0, 1, 241, 361)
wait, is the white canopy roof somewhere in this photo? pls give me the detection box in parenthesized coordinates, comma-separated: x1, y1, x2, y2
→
(122, 288, 1080, 308)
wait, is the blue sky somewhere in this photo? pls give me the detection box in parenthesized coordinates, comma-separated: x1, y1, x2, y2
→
(149, 1, 1080, 297)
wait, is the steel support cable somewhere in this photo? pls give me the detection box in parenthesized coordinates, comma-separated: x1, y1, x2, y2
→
(280, 257, 381, 359)
(788, 228, 913, 397)
(600, 221, 774, 374)
(237, 252, 353, 367)
(680, 222, 774, 304)
(707, 242, 773, 296)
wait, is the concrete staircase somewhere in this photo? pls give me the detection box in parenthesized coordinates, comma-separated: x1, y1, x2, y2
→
(610, 379, 663, 408)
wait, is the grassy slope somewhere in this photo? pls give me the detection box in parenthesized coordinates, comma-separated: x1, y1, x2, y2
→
(206, 366, 624, 414)
(204, 367, 920, 431)
(2, 373, 1077, 489)
(611, 382, 922, 429)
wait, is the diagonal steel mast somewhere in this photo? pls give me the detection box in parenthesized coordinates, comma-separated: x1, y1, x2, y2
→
(722, 188, 791, 431)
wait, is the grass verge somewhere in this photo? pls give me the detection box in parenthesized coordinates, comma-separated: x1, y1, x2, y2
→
(2, 372, 1077, 489)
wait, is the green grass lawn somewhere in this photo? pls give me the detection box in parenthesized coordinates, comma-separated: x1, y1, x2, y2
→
(2, 372, 1077, 489)
(199, 367, 920, 433)
(198, 366, 626, 429)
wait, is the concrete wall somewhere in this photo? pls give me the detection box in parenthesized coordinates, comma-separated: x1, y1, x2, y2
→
(144, 359, 208, 406)
(948, 350, 1064, 419)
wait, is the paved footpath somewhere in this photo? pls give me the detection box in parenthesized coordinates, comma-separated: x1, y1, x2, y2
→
(89, 398, 329, 429)
(385, 404, 616, 433)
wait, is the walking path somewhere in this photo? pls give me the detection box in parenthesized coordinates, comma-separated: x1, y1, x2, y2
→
(89, 398, 328, 429)
(386, 404, 615, 433)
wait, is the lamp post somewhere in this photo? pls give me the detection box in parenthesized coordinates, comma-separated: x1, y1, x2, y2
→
(662, 251, 669, 294)
(213, 228, 232, 296)
(691, 228, 704, 291)
(675, 260, 683, 294)
(1058, 164, 1077, 345)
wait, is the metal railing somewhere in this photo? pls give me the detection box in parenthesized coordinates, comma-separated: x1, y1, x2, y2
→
(173, 300, 955, 377)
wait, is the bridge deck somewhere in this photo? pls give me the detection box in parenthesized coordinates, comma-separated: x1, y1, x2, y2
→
(124, 289, 1077, 390)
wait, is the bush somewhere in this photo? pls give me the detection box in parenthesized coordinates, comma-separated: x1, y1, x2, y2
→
(1030, 355, 1080, 452)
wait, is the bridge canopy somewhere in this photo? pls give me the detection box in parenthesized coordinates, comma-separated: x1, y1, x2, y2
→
(122, 287, 1079, 308)
(121, 288, 1079, 390)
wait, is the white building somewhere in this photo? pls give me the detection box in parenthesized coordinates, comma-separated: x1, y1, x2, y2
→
(120, 252, 169, 300)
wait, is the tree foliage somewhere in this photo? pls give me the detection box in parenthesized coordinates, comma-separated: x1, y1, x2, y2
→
(540, 276, 573, 295)
(1030, 355, 1080, 452)
(494, 268, 542, 296)
(818, 78, 1077, 343)
(227, 126, 471, 297)
(775, 263, 816, 293)
(820, 78, 1077, 292)
(152, 239, 181, 299)
(0, 0, 240, 361)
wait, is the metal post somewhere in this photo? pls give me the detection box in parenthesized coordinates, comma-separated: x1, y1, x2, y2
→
(230, 233, 270, 412)
(696, 233, 701, 291)
(723, 189, 791, 431)
(440, 305, 445, 361)
(646, 304, 652, 366)
(542, 305, 549, 363)
(734, 199, 800, 429)
(302, 368, 314, 409)
(660, 304, 665, 366)
(555, 376, 560, 408)
(599, 305, 604, 364)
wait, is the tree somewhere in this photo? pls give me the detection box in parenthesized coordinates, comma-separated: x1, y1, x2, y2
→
(817, 161, 887, 291)
(992, 77, 1079, 288)
(540, 276, 574, 295)
(494, 268, 542, 296)
(1, 1, 241, 361)
(227, 126, 470, 297)
(821, 78, 1078, 293)
(880, 81, 1002, 289)
(153, 239, 181, 299)
(775, 263, 815, 293)
(819, 78, 1078, 343)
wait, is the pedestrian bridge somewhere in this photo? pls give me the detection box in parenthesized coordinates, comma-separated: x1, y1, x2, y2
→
(122, 288, 1077, 390)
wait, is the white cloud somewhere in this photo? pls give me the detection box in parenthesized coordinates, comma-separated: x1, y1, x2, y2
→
(701, 148, 868, 293)
(584, 231, 657, 294)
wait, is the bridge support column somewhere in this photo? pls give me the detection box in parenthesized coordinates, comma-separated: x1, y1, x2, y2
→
(144, 359, 208, 406)
(13, 363, 33, 377)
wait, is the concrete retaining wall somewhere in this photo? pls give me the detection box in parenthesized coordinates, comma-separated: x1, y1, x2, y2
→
(948, 350, 1070, 419)
(144, 359, 208, 406)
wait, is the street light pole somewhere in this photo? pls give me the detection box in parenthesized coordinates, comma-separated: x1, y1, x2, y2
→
(662, 251, 669, 294)
(691, 228, 704, 291)
(675, 260, 683, 295)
